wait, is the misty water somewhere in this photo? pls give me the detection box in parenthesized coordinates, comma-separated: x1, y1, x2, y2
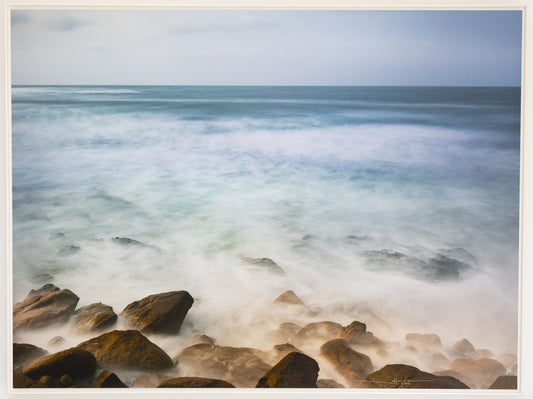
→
(11, 86, 520, 380)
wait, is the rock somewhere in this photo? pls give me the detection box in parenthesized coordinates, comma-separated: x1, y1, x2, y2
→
(256, 352, 319, 388)
(367, 364, 469, 389)
(241, 257, 285, 275)
(425, 255, 470, 280)
(57, 245, 80, 256)
(90, 370, 128, 388)
(191, 334, 215, 345)
(13, 284, 79, 330)
(13, 343, 48, 369)
(111, 237, 144, 246)
(30, 375, 58, 388)
(291, 321, 342, 346)
(475, 348, 493, 358)
(317, 378, 345, 388)
(489, 375, 517, 389)
(132, 373, 172, 388)
(158, 377, 235, 388)
(433, 369, 475, 388)
(320, 339, 373, 387)
(269, 322, 301, 342)
(46, 336, 65, 347)
(77, 330, 173, 371)
(22, 347, 96, 380)
(449, 358, 506, 388)
(71, 303, 117, 333)
(177, 344, 271, 387)
(13, 372, 34, 388)
(450, 338, 476, 357)
(59, 374, 75, 387)
(405, 333, 442, 348)
(121, 291, 193, 334)
(273, 290, 304, 305)
(339, 321, 383, 346)
(271, 343, 302, 362)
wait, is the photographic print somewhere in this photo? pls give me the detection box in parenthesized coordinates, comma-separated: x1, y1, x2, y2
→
(10, 8, 522, 391)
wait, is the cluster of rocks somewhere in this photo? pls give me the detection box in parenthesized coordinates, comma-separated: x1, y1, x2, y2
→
(12, 284, 517, 390)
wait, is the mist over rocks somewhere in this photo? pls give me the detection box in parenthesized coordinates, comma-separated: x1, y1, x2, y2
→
(256, 352, 319, 388)
(448, 357, 506, 389)
(71, 303, 117, 333)
(240, 256, 285, 275)
(273, 290, 304, 306)
(89, 370, 128, 388)
(367, 364, 469, 389)
(320, 339, 373, 387)
(13, 343, 48, 370)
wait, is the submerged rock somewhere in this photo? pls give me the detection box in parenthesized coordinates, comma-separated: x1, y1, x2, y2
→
(449, 358, 506, 389)
(121, 291, 193, 334)
(158, 377, 235, 388)
(273, 290, 304, 306)
(89, 370, 128, 388)
(13, 343, 48, 370)
(256, 352, 319, 388)
(489, 375, 517, 389)
(77, 330, 173, 371)
(71, 303, 117, 333)
(240, 257, 285, 275)
(13, 284, 79, 330)
(320, 339, 373, 387)
(22, 347, 96, 380)
(367, 364, 469, 389)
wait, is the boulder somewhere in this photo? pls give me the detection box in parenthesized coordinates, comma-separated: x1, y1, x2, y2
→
(450, 338, 476, 357)
(77, 330, 173, 371)
(339, 321, 383, 346)
(71, 303, 117, 333)
(489, 375, 517, 389)
(59, 374, 75, 387)
(177, 343, 271, 387)
(46, 336, 65, 347)
(13, 284, 79, 330)
(13, 372, 34, 388)
(30, 375, 58, 388)
(241, 257, 285, 275)
(191, 334, 215, 345)
(132, 373, 172, 388)
(121, 291, 193, 334)
(22, 347, 96, 380)
(367, 364, 469, 389)
(158, 377, 235, 388)
(271, 343, 302, 363)
(13, 343, 47, 369)
(269, 322, 301, 343)
(320, 339, 373, 387)
(273, 290, 304, 305)
(291, 321, 342, 346)
(90, 370, 128, 388)
(256, 352, 319, 388)
(405, 333, 442, 348)
(449, 358, 506, 388)
(317, 378, 345, 388)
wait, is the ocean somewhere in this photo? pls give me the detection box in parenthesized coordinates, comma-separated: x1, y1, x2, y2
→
(11, 85, 521, 372)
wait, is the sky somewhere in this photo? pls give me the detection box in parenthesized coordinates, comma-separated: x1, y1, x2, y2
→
(10, 9, 522, 86)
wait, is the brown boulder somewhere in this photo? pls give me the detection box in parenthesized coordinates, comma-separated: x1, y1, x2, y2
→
(320, 339, 373, 387)
(271, 343, 302, 363)
(132, 373, 172, 388)
(77, 330, 173, 371)
(22, 347, 96, 380)
(30, 375, 58, 388)
(13, 343, 47, 369)
(13, 372, 34, 388)
(13, 284, 79, 330)
(273, 290, 304, 305)
(59, 374, 75, 387)
(367, 364, 469, 389)
(450, 338, 476, 357)
(291, 321, 342, 346)
(489, 375, 517, 389)
(317, 378, 345, 388)
(158, 377, 235, 388)
(46, 336, 65, 347)
(71, 303, 117, 333)
(121, 291, 193, 334)
(339, 321, 383, 346)
(177, 343, 271, 387)
(90, 370, 128, 388)
(449, 358, 506, 389)
(256, 352, 319, 388)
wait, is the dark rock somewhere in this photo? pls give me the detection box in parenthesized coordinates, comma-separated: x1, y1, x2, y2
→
(121, 291, 193, 334)
(111, 237, 144, 246)
(438, 247, 477, 264)
(158, 377, 235, 388)
(177, 344, 271, 387)
(90, 370, 128, 388)
(47, 336, 65, 347)
(57, 245, 80, 256)
(425, 255, 470, 280)
(241, 257, 285, 275)
(405, 333, 442, 348)
(273, 290, 304, 305)
(71, 303, 117, 333)
(489, 375, 517, 389)
(367, 364, 469, 389)
(132, 373, 172, 388)
(13, 284, 79, 330)
(317, 378, 345, 388)
(13, 372, 34, 388)
(191, 334, 215, 345)
(291, 321, 342, 346)
(77, 330, 173, 371)
(59, 374, 75, 387)
(320, 339, 373, 387)
(30, 375, 58, 388)
(256, 352, 319, 388)
(13, 343, 48, 369)
(22, 347, 96, 380)
(449, 358, 506, 388)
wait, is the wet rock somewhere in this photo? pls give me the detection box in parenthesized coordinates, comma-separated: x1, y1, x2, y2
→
(271, 343, 302, 363)
(22, 347, 96, 380)
(13, 372, 34, 388)
(77, 330, 173, 371)
(339, 321, 383, 346)
(121, 291, 193, 334)
(46, 336, 65, 347)
(59, 374, 75, 387)
(450, 338, 476, 357)
(13, 343, 48, 369)
(71, 303, 117, 333)
(191, 334, 215, 345)
(320, 339, 373, 387)
(241, 257, 285, 275)
(158, 377, 235, 388)
(317, 378, 345, 388)
(256, 352, 319, 388)
(177, 344, 271, 388)
(132, 373, 172, 388)
(367, 364, 469, 389)
(449, 358, 506, 389)
(90, 370, 128, 388)
(489, 375, 517, 389)
(405, 333, 442, 348)
(291, 321, 342, 346)
(111, 237, 160, 251)
(57, 245, 80, 256)
(30, 375, 58, 388)
(273, 290, 304, 305)
(13, 284, 79, 330)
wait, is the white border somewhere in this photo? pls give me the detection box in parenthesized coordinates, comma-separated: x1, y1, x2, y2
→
(2, 1, 531, 399)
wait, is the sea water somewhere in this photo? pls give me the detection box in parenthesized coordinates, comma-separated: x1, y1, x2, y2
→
(11, 86, 520, 369)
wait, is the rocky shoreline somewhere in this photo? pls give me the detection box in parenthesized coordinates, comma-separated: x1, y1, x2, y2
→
(13, 283, 517, 389)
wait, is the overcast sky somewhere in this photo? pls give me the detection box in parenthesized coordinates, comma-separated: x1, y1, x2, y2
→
(10, 9, 522, 86)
